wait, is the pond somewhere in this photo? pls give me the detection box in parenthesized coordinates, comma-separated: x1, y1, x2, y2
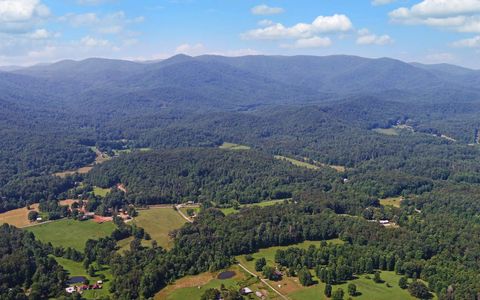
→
(217, 271, 236, 280)
(67, 276, 87, 284)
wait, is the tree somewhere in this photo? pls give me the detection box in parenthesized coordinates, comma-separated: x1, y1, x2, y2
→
(262, 266, 281, 281)
(298, 267, 313, 286)
(399, 277, 408, 289)
(186, 208, 195, 217)
(408, 281, 432, 299)
(28, 210, 39, 222)
(255, 257, 266, 272)
(88, 265, 96, 277)
(332, 288, 345, 300)
(348, 283, 357, 296)
(201, 288, 220, 300)
(325, 284, 333, 297)
(373, 271, 382, 283)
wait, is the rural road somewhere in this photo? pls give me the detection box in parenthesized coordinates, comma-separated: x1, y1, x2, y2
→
(175, 205, 193, 223)
(237, 263, 289, 300)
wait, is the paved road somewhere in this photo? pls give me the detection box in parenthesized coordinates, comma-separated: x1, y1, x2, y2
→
(237, 263, 289, 300)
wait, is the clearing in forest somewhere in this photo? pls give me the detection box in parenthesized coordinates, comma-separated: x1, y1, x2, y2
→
(219, 142, 251, 150)
(373, 128, 400, 136)
(27, 219, 115, 251)
(274, 155, 345, 172)
(380, 196, 404, 208)
(93, 186, 111, 197)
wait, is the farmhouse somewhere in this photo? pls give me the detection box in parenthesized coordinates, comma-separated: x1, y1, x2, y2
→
(240, 287, 253, 295)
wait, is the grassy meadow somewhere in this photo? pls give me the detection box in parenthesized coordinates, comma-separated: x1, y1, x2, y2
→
(93, 186, 111, 197)
(220, 199, 287, 216)
(27, 219, 115, 251)
(219, 142, 251, 150)
(118, 208, 186, 252)
(380, 196, 404, 208)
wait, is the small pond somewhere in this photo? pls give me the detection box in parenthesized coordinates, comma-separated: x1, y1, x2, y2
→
(217, 271, 236, 280)
(67, 276, 87, 284)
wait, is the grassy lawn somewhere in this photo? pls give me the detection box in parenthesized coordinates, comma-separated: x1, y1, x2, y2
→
(373, 128, 400, 136)
(219, 142, 251, 150)
(380, 196, 404, 208)
(54, 256, 112, 299)
(93, 186, 111, 197)
(27, 219, 115, 251)
(155, 265, 270, 300)
(120, 208, 186, 251)
(220, 199, 287, 216)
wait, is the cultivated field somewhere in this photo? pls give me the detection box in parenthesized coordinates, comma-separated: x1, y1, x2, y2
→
(0, 204, 39, 228)
(118, 208, 186, 251)
(54, 256, 113, 299)
(219, 142, 251, 150)
(27, 219, 115, 251)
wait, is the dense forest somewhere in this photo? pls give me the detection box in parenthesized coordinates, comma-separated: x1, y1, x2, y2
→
(86, 148, 337, 205)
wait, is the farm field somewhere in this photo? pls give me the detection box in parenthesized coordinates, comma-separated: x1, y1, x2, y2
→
(118, 208, 186, 251)
(27, 219, 115, 251)
(380, 196, 404, 208)
(219, 142, 251, 150)
(155, 265, 274, 300)
(0, 204, 39, 228)
(54, 256, 112, 299)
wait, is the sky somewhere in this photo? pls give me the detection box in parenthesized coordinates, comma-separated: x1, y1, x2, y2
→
(1, 0, 480, 68)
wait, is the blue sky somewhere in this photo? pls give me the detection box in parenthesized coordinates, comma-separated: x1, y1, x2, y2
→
(1, 0, 480, 68)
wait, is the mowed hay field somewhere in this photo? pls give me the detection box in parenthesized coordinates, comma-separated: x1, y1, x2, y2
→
(27, 219, 115, 251)
(121, 208, 186, 251)
(0, 204, 39, 228)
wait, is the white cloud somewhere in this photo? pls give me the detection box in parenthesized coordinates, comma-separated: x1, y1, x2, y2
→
(390, 0, 480, 33)
(77, 0, 115, 5)
(251, 4, 284, 15)
(281, 36, 332, 48)
(81, 35, 110, 47)
(452, 35, 480, 47)
(258, 19, 274, 27)
(242, 14, 353, 40)
(29, 28, 54, 40)
(372, 0, 396, 6)
(0, 0, 50, 33)
(356, 28, 393, 45)
(175, 43, 205, 55)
